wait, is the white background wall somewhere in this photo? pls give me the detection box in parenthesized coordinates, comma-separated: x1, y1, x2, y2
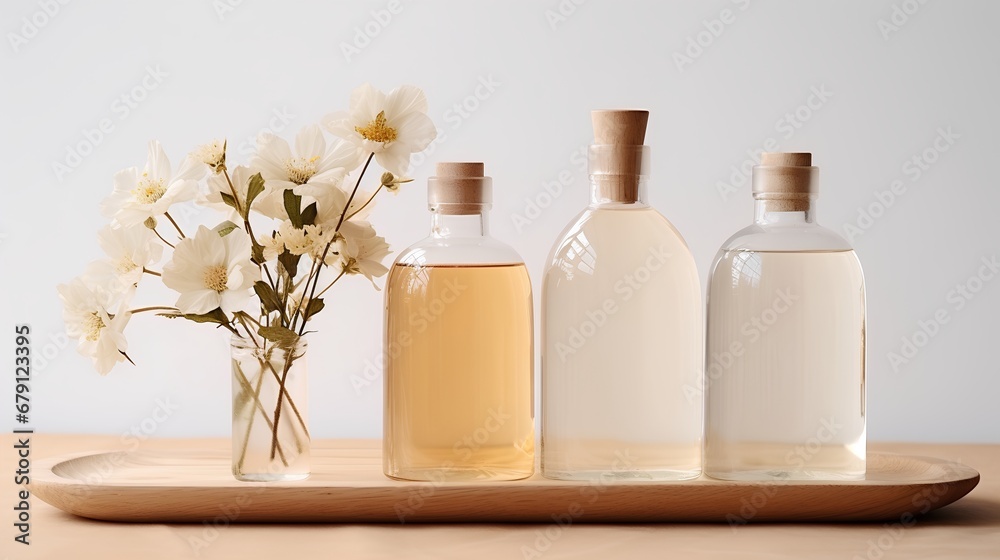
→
(1, 0, 997, 443)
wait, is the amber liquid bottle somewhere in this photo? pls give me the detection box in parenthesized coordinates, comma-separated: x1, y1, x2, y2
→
(383, 162, 534, 481)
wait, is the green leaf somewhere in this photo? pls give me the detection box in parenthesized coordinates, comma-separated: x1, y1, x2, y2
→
(220, 192, 238, 211)
(303, 297, 325, 321)
(253, 281, 283, 313)
(301, 202, 318, 227)
(158, 308, 232, 327)
(257, 325, 299, 347)
(284, 190, 303, 228)
(278, 250, 300, 279)
(244, 173, 266, 219)
(216, 221, 239, 237)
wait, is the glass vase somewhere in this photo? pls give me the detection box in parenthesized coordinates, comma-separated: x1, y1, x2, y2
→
(231, 335, 310, 481)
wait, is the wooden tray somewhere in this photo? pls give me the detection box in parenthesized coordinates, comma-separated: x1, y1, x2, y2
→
(32, 441, 980, 523)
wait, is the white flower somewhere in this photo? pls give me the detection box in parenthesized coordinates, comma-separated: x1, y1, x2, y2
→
(313, 182, 376, 227)
(57, 278, 132, 375)
(259, 231, 285, 262)
(192, 139, 226, 173)
(251, 124, 359, 200)
(342, 229, 391, 283)
(274, 220, 318, 257)
(102, 140, 205, 226)
(200, 165, 286, 221)
(162, 225, 260, 315)
(85, 225, 163, 292)
(323, 84, 437, 176)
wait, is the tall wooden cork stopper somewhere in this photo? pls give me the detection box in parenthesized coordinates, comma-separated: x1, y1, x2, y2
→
(590, 110, 649, 203)
(427, 162, 493, 215)
(752, 152, 818, 212)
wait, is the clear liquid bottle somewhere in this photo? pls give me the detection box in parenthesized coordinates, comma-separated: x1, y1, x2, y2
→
(383, 162, 535, 481)
(541, 110, 703, 481)
(704, 152, 866, 481)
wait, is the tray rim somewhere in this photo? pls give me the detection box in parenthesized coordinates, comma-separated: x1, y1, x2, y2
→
(30, 447, 982, 523)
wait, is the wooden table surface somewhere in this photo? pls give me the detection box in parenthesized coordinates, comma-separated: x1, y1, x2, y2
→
(5, 434, 998, 559)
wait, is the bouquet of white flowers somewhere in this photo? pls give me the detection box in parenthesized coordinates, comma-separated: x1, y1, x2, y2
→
(58, 83, 436, 480)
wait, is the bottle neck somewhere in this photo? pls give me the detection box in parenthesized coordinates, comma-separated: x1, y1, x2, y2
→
(754, 198, 816, 225)
(430, 207, 490, 238)
(589, 176, 649, 208)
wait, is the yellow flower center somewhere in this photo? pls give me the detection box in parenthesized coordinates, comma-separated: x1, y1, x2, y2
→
(84, 312, 106, 342)
(116, 256, 138, 275)
(354, 111, 397, 144)
(203, 264, 229, 292)
(284, 156, 320, 185)
(131, 174, 167, 205)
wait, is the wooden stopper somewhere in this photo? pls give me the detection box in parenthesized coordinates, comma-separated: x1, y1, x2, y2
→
(752, 152, 818, 202)
(590, 110, 649, 203)
(592, 110, 648, 146)
(428, 162, 492, 214)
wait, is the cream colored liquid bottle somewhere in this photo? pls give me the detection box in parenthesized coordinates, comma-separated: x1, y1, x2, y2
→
(383, 162, 534, 481)
(541, 111, 703, 481)
(704, 152, 866, 481)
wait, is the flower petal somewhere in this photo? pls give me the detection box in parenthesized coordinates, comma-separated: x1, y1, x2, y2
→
(175, 289, 220, 315)
(294, 124, 326, 160)
(393, 111, 437, 152)
(145, 140, 172, 181)
(384, 85, 429, 119)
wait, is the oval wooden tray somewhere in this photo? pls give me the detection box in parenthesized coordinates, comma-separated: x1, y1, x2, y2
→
(33, 441, 979, 523)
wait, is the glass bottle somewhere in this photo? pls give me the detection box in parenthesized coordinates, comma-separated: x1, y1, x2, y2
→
(541, 110, 703, 481)
(383, 162, 535, 481)
(704, 152, 866, 481)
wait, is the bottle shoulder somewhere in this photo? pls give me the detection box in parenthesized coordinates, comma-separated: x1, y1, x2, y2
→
(395, 235, 525, 267)
(717, 222, 854, 253)
(544, 206, 698, 279)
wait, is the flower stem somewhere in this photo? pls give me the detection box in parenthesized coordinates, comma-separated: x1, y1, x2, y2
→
(143, 268, 162, 277)
(234, 360, 289, 469)
(344, 183, 383, 222)
(314, 270, 346, 299)
(129, 306, 179, 314)
(263, 358, 310, 440)
(153, 228, 176, 248)
(292, 152, 375, 338)
(164, 212, 186, 239)
(335, 152, 374, 232)
(269, 355, 294, 461)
